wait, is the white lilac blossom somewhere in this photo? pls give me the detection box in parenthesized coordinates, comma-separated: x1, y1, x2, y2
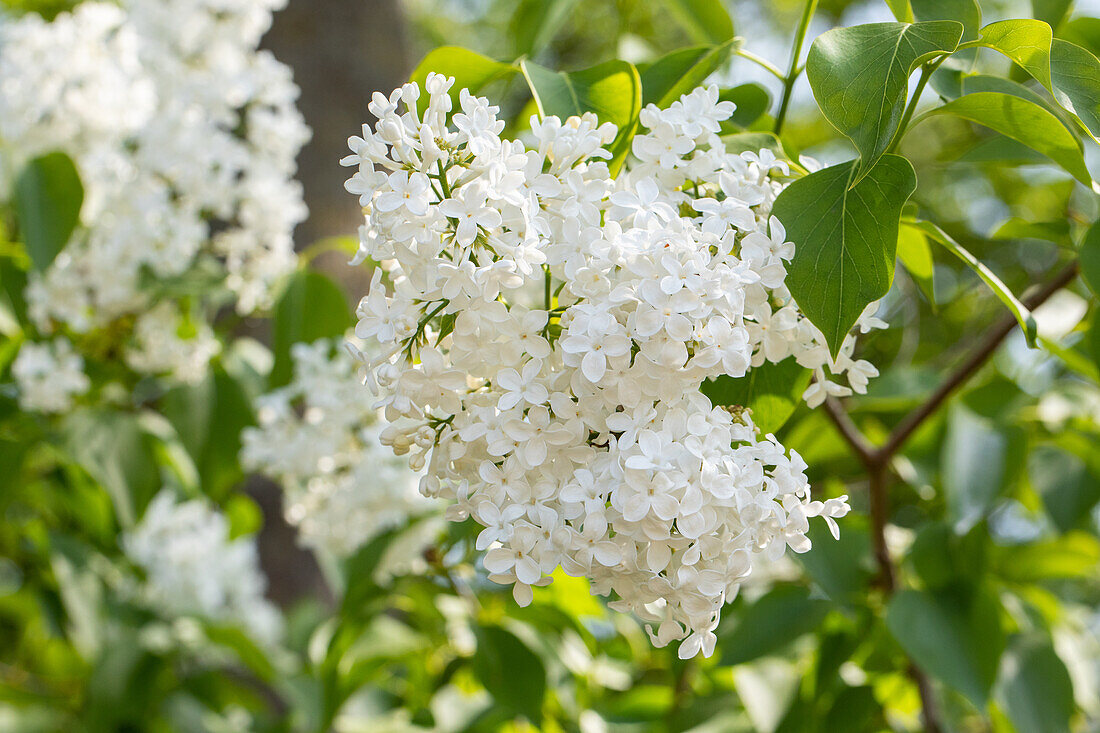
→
(12, 337, 90, 413)
(340, 77, 872, 658)
(241, 339, 428, 557)
(0, 0, 308, 378)
(125, 301, 222, 385)
(122, 490, 282, 645)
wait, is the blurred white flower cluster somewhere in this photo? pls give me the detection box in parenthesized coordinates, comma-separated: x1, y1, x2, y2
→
(122, 490, 282, 645)
(11, 337, 90, 413)
(341, 77, 870, 658)
(0, 0, 308, 389)
(241, 339, 428, 558)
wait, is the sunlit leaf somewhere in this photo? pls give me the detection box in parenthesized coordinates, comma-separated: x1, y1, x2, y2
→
(657, 0, 734, 46)
(806, 21, 962, 178)
(408, 46, 516, 115)
(701, 359, 811, 434)
(897, 222, 935, 306)
(640, 41, 736, 108)
(521, 59, 642, 174)
(1051, 38, 1100, 141)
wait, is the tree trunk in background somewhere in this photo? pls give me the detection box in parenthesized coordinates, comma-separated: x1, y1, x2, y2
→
(254, 0, 410, 608)
(265, 0, 412, 247)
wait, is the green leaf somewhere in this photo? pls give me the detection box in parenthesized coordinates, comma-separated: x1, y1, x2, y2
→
(1061, 17, 1100, 58)
(996, 635, 1075, 733)
(942, 405, 1008, 532)
(1029, 444, 1100, 533)
(806, 21, 962, 178)
(507, 0, 578, 57)
(910, 220, 1038, 346)
(884, 0, 913, 23)
(992, 217, 1072, 247)
(204, 623, 276, 681)
(1031, 0, 1073, 30)
(915, 91, 1091, 184)
(897, 222, 935, 306)
(700, 359, 811, 434)
(657, 0, 734, 45)
(885, 586, 1005, 707)
(962, 20, 1053, 90)
(720, 131, 786, 159)
(772, 154, 916, 357)
(1081, 219, 1100, 298)
(162, 368, 256, 499)
(993, 532, 1100, 582)
(960, 74, 1072, 127)
(408, 46, 516, 115)
(520, 59, 642, 174)
(911, 0, 981, 41)
(62, 409, 160, 527)
(906, 521, 988, 589)
(223, 494, 263, 540)
(720, 83, 772, 130)
(1051, 38, 1100, 141)
(796, 517, 874, 604)
(13, 152, 83, 272)
(472, 625, 546, 722)
(719, 585, 830, 666)
(640, 41, 736, 108)
(271, 269, 353, 387)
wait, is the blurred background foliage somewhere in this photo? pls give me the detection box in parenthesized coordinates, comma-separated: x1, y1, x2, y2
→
(1, 0, 1099, 732)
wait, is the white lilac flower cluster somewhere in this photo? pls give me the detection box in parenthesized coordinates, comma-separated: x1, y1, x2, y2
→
(0, 0, 308, 382)
(240, 339, 428, 558)
(341, 77, 874, 658)
(122, 490, 282, 645)
(11, 337, 90, 413)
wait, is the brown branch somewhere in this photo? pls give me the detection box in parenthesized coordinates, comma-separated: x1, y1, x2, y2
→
(817, 261, 1080, 733)
(878, 261, 1079, 461)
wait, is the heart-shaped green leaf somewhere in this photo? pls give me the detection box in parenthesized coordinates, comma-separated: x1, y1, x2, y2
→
(772, 154, 917, 357)
(806, 21, 963, 179)
(640, 40, 736, 108)
(520, 59, 642, 174)
(916, 91, 1091, 184)
(14, 151, 83, 272)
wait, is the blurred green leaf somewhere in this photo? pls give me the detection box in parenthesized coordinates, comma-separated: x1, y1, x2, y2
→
(270, 269, 353, 388)
(701, 359, 812, 435)
(657, 0, 734, 45)
(719, 585, 830, 666)
(773, 154, 916, 357)
(640, 41, 736, 109)
(14, 151, 83, 272)
(721, 83, 772, 130)
(992, 217, 1072, 247)
(915, 92, 1091, 184)
(1031, 0, 1072, 30)
(885, 585, 1005, 707)
(993, 532, 1100, 582)
(471, 625, 546, 722)
(1080, 219, 1100, 298)
(897, 222, 936, 306)
(912, 0, 982, 41)
(62, 409, 161, 527)
(907, 521, 988, 589)
(508, 0, 579, 58)
(223, 494, 263, 540)
(796, 518, 874, 604)
(520, 59, 641, 174)
(408, 46, 516, 115)
(996, 635, 1075, 733)
(204, 624, 276, 682)
(806, 21, 962, 178)
(1028, 444, 1100, 533)
(910, 220, 1037, 346)
(942, 405, 1008, 532)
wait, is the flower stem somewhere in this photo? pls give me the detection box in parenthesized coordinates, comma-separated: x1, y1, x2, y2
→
(774, 0, 818, 135)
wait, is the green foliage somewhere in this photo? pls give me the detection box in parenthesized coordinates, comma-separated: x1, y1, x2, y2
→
(772, 154, 916, 356)
(656, 0, 733, 46)
(408, 46, 517, 114)
(14, 151, 83, 272)
(701, 359, 812, 434)
(520, 59, 642, 173)
(640, 41, 736, 108)
(996, 635, 1076, 733)
(270, 268, 353, 387)
(806, 21, 963, 179)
